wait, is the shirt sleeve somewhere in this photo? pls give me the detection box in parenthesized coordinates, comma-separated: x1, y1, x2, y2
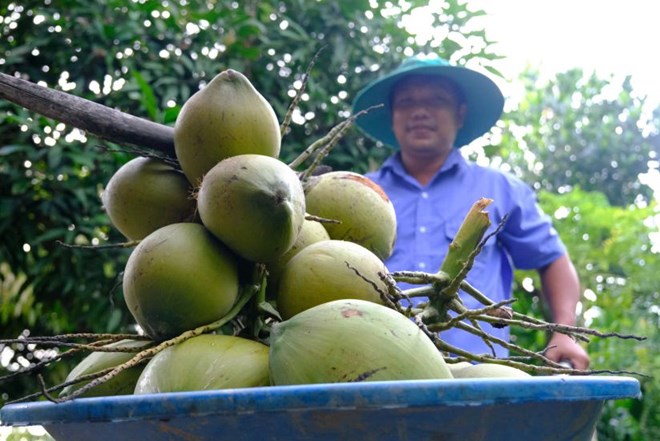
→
(497, 178, 567, 271)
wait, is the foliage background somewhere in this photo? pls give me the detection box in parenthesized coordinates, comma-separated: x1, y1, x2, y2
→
(1, 1, 658, 439)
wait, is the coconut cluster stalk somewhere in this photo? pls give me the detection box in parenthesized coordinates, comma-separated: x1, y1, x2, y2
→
(424, 197, 494, 323)
(2, 266, 269, 404)
(382, 199, 647, 374)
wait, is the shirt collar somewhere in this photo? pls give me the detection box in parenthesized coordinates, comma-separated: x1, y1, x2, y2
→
(380, 148, 466, 180)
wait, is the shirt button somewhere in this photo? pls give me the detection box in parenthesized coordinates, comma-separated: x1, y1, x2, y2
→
(421, 192, 429, 199)
(418, 262, 426, 269)
(419, 226, 427, 233)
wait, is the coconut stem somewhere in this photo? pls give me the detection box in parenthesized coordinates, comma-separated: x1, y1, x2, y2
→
(288, 105, 383, 173)
(421, 198, 492, 321)
(433, 336, 646, 376)
(25, 269, 265, 403)
(385, 198, 647, 376)
(280, 46, 326, 138)
(436, 198, 492, 280)
(431, 339, 580, 375)
(288, 121, 346, 170)
(0, 333, 151, 388)
(56, 239, 140, 250)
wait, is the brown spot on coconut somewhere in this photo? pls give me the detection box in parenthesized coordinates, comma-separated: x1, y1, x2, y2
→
(304, 171, 396, 260)
(342, 172, 392, 203)
(269, 299, 452, 385)
(341, 308, 364, 318)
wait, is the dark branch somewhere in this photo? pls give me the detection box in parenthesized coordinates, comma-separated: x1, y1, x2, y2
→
(0, 72, 175, 156)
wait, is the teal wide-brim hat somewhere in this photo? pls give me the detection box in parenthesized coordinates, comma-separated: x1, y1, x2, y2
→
(352, 55, 504, 148)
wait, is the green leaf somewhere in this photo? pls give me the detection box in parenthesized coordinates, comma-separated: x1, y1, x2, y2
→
(131, 70, 159, 121)
(258, 301, 282, 320)
(0, 145, 26, 156)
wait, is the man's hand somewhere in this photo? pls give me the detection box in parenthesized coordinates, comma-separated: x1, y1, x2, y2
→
(545, 332, 590, 370)
(539, 255, 590, 370)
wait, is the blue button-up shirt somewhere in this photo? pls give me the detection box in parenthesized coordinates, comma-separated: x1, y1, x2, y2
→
(366, 149, 566, 357)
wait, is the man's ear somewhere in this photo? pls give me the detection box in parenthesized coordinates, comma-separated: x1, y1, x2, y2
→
(456, 103, 467, 128)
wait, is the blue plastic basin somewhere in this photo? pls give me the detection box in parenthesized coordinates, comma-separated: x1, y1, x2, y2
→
(0, 376, 641, 441)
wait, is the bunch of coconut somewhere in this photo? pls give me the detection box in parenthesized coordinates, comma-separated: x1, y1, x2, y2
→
(62, 69, 525, 399)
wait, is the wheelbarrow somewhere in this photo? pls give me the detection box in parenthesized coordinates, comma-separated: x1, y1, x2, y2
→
(0, 376, 641, 441)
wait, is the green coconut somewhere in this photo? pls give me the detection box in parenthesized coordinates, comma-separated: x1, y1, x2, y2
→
(276, 239, 389, 320)
(269, 299, 453, 385)
(264, 216, 330, 295)
(134, 334, 269, 394)
(123, 222, 240, 341)
(304, 171, 397, 260)
(197, 154, 306, 263)
(450, 362, 531, 379)
(59, 339, 151, 398)
(101, 156, 196, 240)
(173, 69, 281, 186)
(445, 361, 474, 377)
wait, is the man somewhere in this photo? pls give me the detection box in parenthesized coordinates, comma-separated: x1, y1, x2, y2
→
(352, 55, 590, 370)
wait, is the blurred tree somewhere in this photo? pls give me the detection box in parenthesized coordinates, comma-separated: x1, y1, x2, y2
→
(494, 68, 660, 207)
(488, 67, 660, 440)
(509, 188, 659, 441)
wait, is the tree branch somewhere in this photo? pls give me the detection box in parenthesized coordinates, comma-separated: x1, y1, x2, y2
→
(0, 72, 175, 156)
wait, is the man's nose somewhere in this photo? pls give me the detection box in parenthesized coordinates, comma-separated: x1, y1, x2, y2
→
(409, 104, 432, 117)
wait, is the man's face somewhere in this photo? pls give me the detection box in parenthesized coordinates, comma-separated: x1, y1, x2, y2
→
(391, 75, 466, 157)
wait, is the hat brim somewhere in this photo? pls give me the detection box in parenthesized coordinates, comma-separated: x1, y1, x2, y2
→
(352, 62, 504, 148)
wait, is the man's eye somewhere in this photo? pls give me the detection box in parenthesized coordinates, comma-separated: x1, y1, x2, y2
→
(429, 97, 450, 107)
(393, 97, 452, 110)
(394, 99, 414, 109)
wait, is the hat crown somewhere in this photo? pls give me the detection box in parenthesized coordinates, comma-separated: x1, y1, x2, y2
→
(400, 55, 450, 70)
